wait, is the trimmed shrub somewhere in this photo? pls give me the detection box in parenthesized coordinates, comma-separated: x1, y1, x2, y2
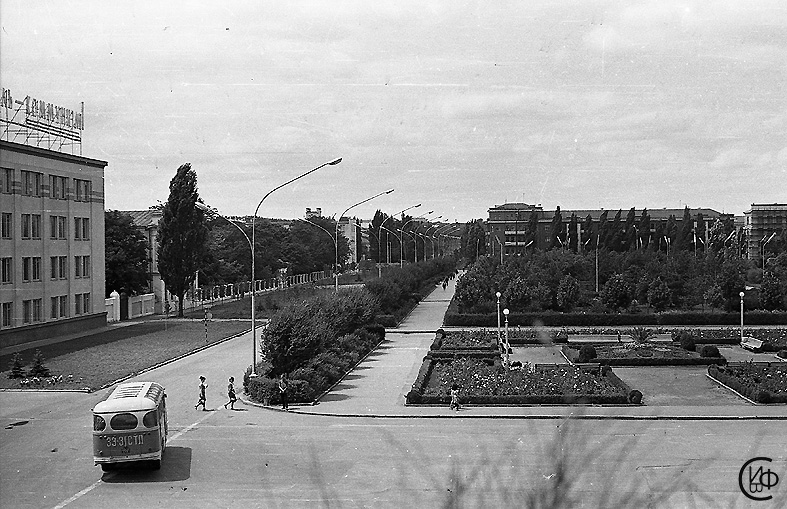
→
(778, 350, 787, 359)
(578, 345, 597, 363)
(628, 389, 643, 404)
(8, 353, 25, 379)
(700, 345, 721, 358)
(28, 349, 50, 378)
(676, 330, 696, 352)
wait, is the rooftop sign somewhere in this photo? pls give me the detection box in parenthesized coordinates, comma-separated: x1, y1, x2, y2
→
(1, 87, 84, 155)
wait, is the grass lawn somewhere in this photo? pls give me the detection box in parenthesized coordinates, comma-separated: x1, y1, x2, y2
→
(0, 319, 249, 391)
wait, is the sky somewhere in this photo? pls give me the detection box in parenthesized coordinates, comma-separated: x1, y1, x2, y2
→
(1, 1, 786, 222)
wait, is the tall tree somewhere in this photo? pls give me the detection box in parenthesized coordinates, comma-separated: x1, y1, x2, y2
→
(157, 163, 208, 317)
(638, 208, 651, 250)
(548, 206, 563, 250)
(675, 206, 693, 252)
(105, 210, 150, 297)
(608, 209, 623, 251)
(568, 212, 578, 252)
(623, 207, 637, 251)
(461, 219, 486, 263)
(597, 209, 609, 248)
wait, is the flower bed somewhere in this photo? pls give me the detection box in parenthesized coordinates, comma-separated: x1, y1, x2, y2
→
(406, 357, 637, 405)
(708, 362, 787, 404)
(434, 329, 497, 351)
(562, 344, 726, 366)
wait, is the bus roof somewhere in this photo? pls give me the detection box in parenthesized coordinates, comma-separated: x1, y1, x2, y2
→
(93, 381, 165, 413)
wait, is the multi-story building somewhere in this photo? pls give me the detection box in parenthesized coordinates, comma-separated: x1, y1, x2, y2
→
(744, 203, 787, 264)
(487, 203, 732, 256)
(125, 209, 165, 313)
(0, 140, 107, 346)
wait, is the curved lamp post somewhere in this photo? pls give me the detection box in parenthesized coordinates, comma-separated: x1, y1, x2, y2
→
(380, 225, 403, 267)
(246, 157, 341, 375)
(379, 204, 421, 266)
(194, 202, 255, 373)
(335, 189, 394, 292)
(401, 211, 435, 263)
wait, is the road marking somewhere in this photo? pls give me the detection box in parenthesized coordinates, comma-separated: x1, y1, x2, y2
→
(51, 411, 215, 508)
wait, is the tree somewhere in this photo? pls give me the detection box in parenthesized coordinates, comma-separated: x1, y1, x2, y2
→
(760, 272, 784, 310)
(567, 213, 578, 252)
(548, 206, 563, 250)
(638, 209, 651, 250)
(600, 274, 633, 310)
(157, 163, 209, 317)
(647, 277, 672, 311)
(461, 220, 486, 263)
(608, 209, 623, 252)
(556, 275, 580, 311)
(623, 207, 636, 251)
(105, 210, 150, 297)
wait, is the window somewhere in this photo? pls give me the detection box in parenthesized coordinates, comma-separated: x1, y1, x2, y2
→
(51, 297, 58, 319)
(0, 168, 12, 194)
(60, 295, 68, 318)
(51, 296, 69, 319)
(83, 293, 90, 313)
(74, 217, 90, 240)
(23, 257, 31, 282)
(74, 179, 91, 202)
(32, 257, 41, 281)
(49, 216, 67, 239)
(50, 256, 67, 280)
(1, 302, 11, 328)
(74, 294, 82, 315)
(21, 170, 43, 196)
(74, 256, 82, 278)
(75, 293, 89, 315)
(1, 213, 11, 239)
(23, 299, 42, 324)
(82, 255, 90, 278)
(21, 214, 31, 238)
(31, 214, 41, 239)
(50, 257, 58, 280)
(1, 258, 11, 284)
(50, 175, 67, 199)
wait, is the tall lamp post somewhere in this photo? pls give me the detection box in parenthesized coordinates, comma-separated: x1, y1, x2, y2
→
(380, 226, 403, 267)
(233, 156, 341, 375)
(496, 292, 502, 347)
(195, 202, 255, 372)
(503, 308, 510, 367)
(401, 211, 434, 263)
(739, 291, 745, 343)
(335, 189, 395, 292)
(762, 232, 776, 276)
(379, 204, 421, 267)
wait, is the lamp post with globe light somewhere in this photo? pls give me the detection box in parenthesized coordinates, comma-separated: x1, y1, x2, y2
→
(740, 291, 745, 343)
(503, 308, 510, 367)
(496, 292, 502, 348)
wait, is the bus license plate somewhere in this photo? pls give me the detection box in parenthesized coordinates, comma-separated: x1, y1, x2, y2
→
(106, 434, 144, 448)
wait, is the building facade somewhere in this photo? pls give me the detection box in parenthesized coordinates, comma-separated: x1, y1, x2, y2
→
(0, 140, 107, 346)
(744, 203, 787, 264)
(125, 209, 166, 313)
(487, 203, 732, 257)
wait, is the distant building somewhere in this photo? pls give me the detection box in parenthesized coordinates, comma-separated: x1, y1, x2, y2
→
(744, 203, 787, 263)
(305, 207, 322, 218)
(338, 216, 361, 266)
(1, 140, 107, 345)
(486, 203, 732, 256)
(124, 209, 165, 313)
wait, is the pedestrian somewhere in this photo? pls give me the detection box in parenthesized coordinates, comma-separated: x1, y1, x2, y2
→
(278, 374, 288, 410)
(449, 383, 461, 411)
(442, 278, 447, 291)
(195, 376, 208, 411)
(224, 376, 237, 410)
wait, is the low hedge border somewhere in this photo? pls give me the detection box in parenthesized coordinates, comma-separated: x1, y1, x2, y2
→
(707, 364, 787, 404)
(562, 345, 727, 366)
(406, 357, 638, 406)
(444, 311, 787, 327)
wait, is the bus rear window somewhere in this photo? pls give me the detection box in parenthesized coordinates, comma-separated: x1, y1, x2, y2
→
(110, 413, 138, 430)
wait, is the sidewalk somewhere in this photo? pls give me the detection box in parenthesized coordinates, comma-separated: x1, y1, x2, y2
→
(277, 274, 787, 421)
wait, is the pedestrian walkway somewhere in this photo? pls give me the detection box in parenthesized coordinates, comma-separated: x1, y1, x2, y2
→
(278, 273, 787, 421)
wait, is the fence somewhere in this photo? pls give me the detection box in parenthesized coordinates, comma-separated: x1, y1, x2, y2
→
(105, 292, 156, 322)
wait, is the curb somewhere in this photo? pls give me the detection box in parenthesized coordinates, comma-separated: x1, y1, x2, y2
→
(705, 372, 759, 406)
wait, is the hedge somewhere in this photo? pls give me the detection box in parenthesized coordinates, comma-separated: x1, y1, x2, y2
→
(444, 311, 787, 327)
(562, 345, 727, 366)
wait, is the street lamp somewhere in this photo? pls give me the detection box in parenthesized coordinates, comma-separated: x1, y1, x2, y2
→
(739, 291, 745, 343)
(195, 202, 256, 374)
(248, 156, 341, 374)
(762, 232, 777, 275)
(379, 204, 421, 267)
(503, 308, 510, 367)
(380, 225, 403, 267)
(496, 292, 502, 347)
(401, 211, 434, 264)
(335, 189, 395, 292)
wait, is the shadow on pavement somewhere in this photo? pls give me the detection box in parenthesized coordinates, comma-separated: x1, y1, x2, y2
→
(319, 393, 351, 402)
(102, 446, 192, 483)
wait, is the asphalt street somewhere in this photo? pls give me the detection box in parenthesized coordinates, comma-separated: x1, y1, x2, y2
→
(1, 277, 785, 508)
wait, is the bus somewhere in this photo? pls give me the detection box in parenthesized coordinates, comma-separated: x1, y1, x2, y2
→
(92, 381, 168, 471)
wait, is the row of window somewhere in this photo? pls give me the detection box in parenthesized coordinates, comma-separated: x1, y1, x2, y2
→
(0, 168, 92, 202)
(0, 293, 91, 327)
(0, 213, 90, 240)
(0, 255, 90, 283)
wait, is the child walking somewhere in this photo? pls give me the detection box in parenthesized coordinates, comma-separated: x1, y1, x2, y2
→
(449, 384, 461, 411)
(278, 374, 288, 410)
(224, 376, 237, 410)
(195, 376, 208, 411)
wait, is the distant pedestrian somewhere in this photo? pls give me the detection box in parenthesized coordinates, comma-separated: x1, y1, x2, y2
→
(195, 376, 208, 411)
(449, 384, 461, 411)
(442, 278, 448, 291)
(278, 374, 288, 410)
(224, 376, 237, 410)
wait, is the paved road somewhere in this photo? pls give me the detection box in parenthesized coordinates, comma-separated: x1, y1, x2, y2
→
(1, 275, 786, 508)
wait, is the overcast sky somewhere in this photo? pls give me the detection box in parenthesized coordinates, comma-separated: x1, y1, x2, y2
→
(2, 1, 785, 221)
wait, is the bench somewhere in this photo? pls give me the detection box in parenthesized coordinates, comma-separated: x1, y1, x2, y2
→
(740, 337, 764, 352)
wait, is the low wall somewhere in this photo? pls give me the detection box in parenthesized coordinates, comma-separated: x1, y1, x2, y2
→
(0, 313, 107, 349)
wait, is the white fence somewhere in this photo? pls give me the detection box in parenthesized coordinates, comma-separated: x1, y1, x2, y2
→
(105, 292, 156, 323)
